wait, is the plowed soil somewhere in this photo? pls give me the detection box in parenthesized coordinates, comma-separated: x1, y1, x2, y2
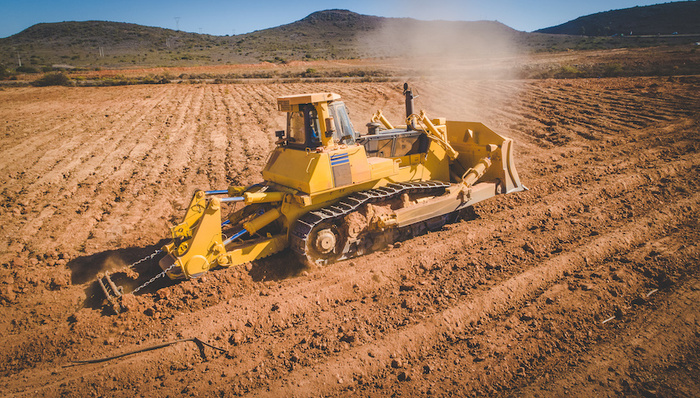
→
(0, 75, 699, 397)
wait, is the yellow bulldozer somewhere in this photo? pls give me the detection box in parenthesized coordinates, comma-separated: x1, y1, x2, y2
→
(98, 83, 526, 308)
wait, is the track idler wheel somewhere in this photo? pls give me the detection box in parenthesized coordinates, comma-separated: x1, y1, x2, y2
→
(315, 229, 338, 254)
(305, 222, 345, 266)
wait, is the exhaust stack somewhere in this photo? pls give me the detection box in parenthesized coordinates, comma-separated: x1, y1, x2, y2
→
(404, 83, 415, 130)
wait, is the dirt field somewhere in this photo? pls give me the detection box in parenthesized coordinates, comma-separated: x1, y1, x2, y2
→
(0, 73, 698, 397)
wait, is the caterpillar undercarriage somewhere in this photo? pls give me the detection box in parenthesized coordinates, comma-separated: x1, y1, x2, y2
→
(98, 83, 526, 309)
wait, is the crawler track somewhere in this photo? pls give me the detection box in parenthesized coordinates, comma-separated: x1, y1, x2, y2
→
(291, 180, 451, 264)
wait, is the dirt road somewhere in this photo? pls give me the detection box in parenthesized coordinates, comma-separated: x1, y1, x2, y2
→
(0, 76, 698, 397)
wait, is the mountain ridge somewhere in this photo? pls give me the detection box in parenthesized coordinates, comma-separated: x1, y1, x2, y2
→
(1, 5, 698, 70)
(0, 10, 528, 68)
(536, 1, 700, 36)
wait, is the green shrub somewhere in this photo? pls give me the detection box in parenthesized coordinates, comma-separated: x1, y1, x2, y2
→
(0, 64, 12, 80)
(32, 72, 72, 86)
(602, 63, 624, 77)
(553, 65, 582, 78)
(301, 68, 320, 78)
(16, 65, 40, 74)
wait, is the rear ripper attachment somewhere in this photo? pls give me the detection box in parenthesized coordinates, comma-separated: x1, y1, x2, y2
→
(96, 84, 526, 311)
(96, 248, 165, 313)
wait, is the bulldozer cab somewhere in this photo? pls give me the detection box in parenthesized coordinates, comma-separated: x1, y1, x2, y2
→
(277, 93, 356, 149)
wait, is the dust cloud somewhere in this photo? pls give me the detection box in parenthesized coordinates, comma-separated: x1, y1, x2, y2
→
(356, 14, 527, 123)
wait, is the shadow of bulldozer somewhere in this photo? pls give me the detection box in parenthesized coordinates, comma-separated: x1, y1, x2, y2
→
(66, 240, 309, 312)
(247, 249, 309, 282)
(67, 240, 174, 310)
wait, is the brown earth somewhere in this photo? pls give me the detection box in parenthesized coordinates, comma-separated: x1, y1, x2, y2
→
(0, 70, 698, 397)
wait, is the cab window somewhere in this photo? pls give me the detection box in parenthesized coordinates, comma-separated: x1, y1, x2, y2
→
(287, 111, 306, 144)
(286, 104, 321, 148)
(329, 102, 356, 145)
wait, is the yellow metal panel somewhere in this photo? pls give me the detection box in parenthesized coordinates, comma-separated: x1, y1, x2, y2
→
(367, 157, 398, 180)
(315, 101, 334, 147)
(277, 92, 341, 110)
(420, 141, 450, 181)
(262, 147, 333, 194)
(444, 120, 523, 193)
(395, 155, 410, 167)
(346, 146, 371, 183)
(177, 198, 224, 278)
(171, 190, 207, 239)
(264, 146, 380, 195)
(394, 161, 424, 182)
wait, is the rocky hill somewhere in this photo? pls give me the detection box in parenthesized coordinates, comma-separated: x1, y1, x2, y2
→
(536, 1, 700, 36)
(1, 7, 698, 71)
(0, 10, 533, 69)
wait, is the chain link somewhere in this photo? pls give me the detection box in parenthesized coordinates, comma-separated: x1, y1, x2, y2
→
(98, 249, 164, 296)
(131, 261, 177, 295)
(127, 249, 162, 269)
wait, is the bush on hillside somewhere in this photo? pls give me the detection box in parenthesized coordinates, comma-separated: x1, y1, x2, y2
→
(32, 72, 72, 86)
(16, 65, 40, 74)
(0, 64, 12, 80)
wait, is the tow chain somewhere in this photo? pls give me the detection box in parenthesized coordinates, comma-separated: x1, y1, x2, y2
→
(131, 261, 177, 295)
(125, 249, 162, 270)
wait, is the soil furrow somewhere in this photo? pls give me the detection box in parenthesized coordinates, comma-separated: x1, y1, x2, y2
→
(250, 194, 699, 397)
(0, 74, 697, 397)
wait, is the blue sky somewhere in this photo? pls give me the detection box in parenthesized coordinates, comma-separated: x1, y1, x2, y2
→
(0, 0, 675, 38)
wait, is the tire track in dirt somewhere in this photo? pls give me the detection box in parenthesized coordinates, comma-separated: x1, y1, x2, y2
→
(220, 86, 251, 185)
(220, 85, 273, 185)
(88, 87, 194, 248)
(510, 78, 699, 150)
(207, 85, 236, 188)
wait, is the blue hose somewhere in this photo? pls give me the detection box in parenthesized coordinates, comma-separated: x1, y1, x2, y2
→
(223, 228, 247, 246)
